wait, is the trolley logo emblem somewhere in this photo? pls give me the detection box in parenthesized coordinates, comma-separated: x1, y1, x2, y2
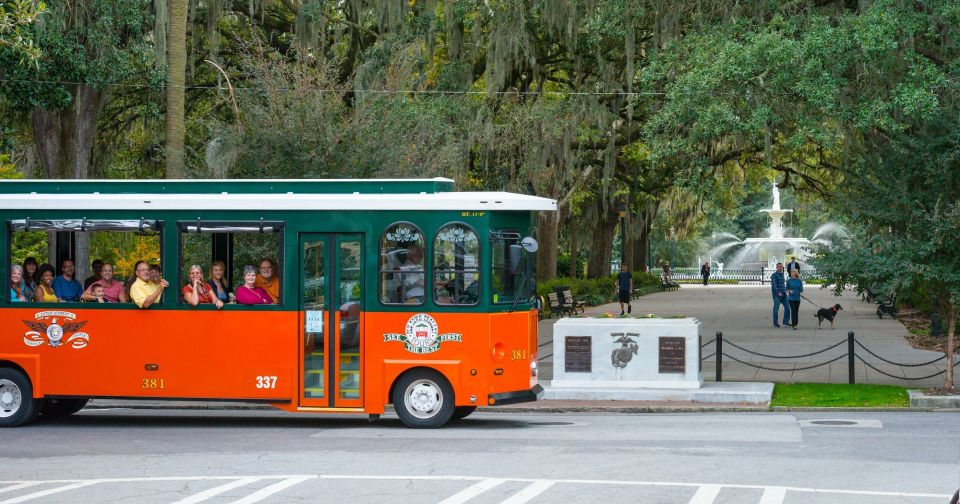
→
(384, 313, 462, 354)
(22, 311, 90, 349)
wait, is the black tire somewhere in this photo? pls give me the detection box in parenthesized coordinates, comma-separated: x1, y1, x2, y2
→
(392, 369, 455, 428)
(41, 398, 89, 417)
(0, 368, 39, 427)
(451, 406, 477, 421)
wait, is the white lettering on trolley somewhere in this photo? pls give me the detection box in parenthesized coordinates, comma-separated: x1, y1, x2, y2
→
(255, 376, 278, 389)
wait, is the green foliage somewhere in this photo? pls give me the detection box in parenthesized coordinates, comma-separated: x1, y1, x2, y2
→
(0, 0, 46, 64)
(11, 231, 46, 265)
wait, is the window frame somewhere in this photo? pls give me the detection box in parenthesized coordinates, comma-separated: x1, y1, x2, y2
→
(5, 218, 164, 306)
(432, 221, 481, 307)
(490, 228, 524, 305)
(176, 220, 286, 308)
(378, 221, 426, 307)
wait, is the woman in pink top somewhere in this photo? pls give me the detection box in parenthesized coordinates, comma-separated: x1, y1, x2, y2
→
(235, 265, 273, 305)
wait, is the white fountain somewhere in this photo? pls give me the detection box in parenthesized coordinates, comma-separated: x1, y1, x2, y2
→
(705, 182, 834, 270)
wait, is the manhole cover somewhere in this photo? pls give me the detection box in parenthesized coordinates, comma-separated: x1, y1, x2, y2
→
(810, 420, 858, 426)
(527, 421, 574, 426)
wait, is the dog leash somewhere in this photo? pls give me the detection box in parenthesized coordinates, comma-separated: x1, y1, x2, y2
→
(800, 294, 824, 309)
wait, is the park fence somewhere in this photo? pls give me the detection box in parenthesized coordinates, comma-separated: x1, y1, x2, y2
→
(669, 267, 820, 285)
(700, 331, 956, 384)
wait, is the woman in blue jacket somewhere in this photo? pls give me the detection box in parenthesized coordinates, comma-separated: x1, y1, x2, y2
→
(786, 270, 803, 329)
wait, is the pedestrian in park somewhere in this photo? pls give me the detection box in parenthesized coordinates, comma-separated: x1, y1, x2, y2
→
(616, 264, 633, 316)
(786, 269, 803, 329)
(786, 256, 801, 276)
(770, 262, 790, 328)
(700, 261, 710, 286)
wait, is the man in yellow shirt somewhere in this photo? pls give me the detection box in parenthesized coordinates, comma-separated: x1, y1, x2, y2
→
(131, 260, 169, 308)
(254, 258, 279, 303)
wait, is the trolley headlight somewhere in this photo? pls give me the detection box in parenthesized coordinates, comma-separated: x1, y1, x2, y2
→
(530, 359, 538, 377)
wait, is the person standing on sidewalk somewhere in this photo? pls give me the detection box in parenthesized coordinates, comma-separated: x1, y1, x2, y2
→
(770, 262, 790, 327)
(616, 264, 633, 316)
(786, 256, 801, 276)
(700, 261, 710, 286)
(786, 269, 803, 329)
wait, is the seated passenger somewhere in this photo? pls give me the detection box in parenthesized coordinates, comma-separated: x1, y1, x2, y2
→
(83, 259, 103, 290)
(399, 245, 425, 304)
(34, 264, 58, 302)
(52, 259, 83, 302)
(236, 265, 273, 305)
(10, 264, 26, 302)
(131, 260, 169, 309)
(207, 260, 233, 304)
(149, 263, 162, 283)
(254, 258, 279, 303)
(89, 284, 109, 303)
(81, 263, 127, 303)
(21, 257, 37, 301)
(183, 264, 223, 309)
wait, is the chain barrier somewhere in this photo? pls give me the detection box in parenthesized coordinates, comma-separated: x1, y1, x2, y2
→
(854, 340, 946, 367)
(723, 338, 846, 360)
(854, 354, 955, 381)
(721, 352, 846, 372)
(538, 353, 552, 362)
(701, 352, 716, 361)
(701, 338, 715, 349)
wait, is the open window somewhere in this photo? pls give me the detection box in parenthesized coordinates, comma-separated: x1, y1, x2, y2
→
(178, 220, 284, 306)
(7, 218, 161, 304)
(379, 222, 425, 305)
(433, 223, 479, 306)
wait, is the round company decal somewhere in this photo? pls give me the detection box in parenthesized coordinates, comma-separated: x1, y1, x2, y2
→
(22, 311, 90, 349)
(384, 313, 462, 354)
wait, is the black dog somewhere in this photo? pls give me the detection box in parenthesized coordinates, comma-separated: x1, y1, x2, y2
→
(814, 304, 844, 328)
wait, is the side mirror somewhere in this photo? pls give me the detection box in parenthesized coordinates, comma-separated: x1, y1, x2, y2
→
(521, 236, 538, 252)
(509, 244, 523, 274)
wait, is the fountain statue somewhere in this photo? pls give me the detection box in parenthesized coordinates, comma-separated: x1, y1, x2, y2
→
(702, 182, 845, 270)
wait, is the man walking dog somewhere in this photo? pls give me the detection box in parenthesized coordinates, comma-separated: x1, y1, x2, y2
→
(771, 262, 790, 327)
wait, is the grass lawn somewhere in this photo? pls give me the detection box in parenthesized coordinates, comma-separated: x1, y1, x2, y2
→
(771, 383, 910, 408)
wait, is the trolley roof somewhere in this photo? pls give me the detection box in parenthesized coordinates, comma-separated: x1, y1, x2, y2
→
(0, 179, 557, 212)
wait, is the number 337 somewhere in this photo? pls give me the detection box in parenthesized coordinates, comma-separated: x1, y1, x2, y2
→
(255, 376, 277, 389)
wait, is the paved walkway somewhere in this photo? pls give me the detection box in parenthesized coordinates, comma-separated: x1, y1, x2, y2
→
(538, 284, 950, 387)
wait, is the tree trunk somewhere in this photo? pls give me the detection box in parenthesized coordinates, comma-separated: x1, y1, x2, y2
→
(31, 84, 104, 179)
(568, 229, 578, 279)
(946, 301, 955, 389)
(165, 0, 188, 178)
(586, 213, 619, 279)
(632, 222, 651, 274)
(536, 210, 558, 282)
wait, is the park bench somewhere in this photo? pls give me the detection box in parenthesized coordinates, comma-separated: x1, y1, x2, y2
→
(546, 292, 572, 317)
(660, 274, 679, 291)
(876, 294, 898, 319)
(560, 289, 586, 315)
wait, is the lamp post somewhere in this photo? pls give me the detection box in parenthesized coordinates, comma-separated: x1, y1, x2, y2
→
(616, 202, 627, 268)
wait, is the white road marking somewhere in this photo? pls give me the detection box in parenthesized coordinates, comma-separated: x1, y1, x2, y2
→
(0, 475, 948, 501)
(758, 486, 786, 504)
(171, 477, 263, 504)
(437, 478, 506, 504)
(499, 480, 554, 504)
(0, 484, 41, 496)
(228, 476, 315, 504)
(688, 484, 722, 504)
(0, 481, 99, 504)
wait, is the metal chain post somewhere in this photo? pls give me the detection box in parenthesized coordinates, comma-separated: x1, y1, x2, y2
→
(848, 331, 855, 385)
(716, 331, 723, 382)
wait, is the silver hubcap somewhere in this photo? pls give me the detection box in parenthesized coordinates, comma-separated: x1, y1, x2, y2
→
(404, 379, 443, 419)
(0, 379, 22, 418)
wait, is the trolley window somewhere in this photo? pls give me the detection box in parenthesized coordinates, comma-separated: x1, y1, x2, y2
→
(432, 223, 479, 306)
(379, 222, 425, 306)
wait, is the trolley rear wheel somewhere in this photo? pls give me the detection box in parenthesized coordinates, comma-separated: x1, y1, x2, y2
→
(0, 368, 39, 427)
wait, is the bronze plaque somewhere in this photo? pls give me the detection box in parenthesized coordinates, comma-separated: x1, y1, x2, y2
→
(659, 337, 686, 373)
(565, 336, 592, 373)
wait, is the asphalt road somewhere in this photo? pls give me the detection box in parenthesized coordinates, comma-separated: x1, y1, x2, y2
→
(1, 409, 958, 503)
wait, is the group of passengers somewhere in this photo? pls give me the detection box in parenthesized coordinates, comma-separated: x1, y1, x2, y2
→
(10, 257, 280, 309)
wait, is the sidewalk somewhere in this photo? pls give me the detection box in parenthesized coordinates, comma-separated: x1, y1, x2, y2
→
(538, 284, 948, 388)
